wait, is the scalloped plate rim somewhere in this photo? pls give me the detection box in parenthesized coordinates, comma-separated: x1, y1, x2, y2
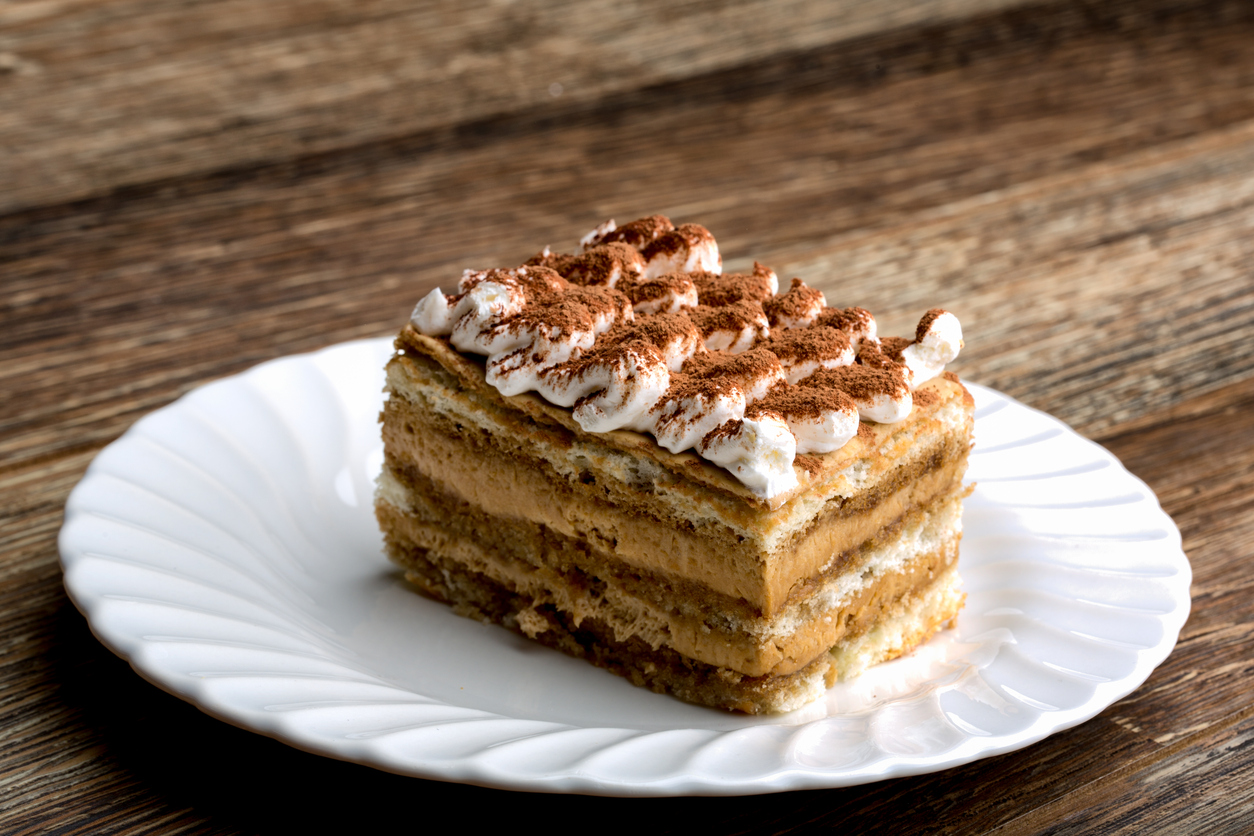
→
(58, 337, 1192, 796)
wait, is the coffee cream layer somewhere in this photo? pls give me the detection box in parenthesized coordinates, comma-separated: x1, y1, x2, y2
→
(376, 329, 972, 679)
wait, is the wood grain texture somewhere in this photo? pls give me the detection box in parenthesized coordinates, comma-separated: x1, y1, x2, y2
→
(0, 0, 1029, 214)
(3, 0, 1254, 832)
(5, 0, 1254, 461)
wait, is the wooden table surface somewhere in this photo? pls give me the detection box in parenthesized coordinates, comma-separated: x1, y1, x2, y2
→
(4, 0, 1254, 831)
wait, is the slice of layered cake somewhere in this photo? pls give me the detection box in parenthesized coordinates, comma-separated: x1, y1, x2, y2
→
(375, 215, 973, 713)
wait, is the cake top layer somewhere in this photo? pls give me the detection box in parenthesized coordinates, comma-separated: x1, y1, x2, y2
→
(406, 215, 963, 499)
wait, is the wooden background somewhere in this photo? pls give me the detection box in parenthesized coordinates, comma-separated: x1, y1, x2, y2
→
(3, 0, 1254, 831)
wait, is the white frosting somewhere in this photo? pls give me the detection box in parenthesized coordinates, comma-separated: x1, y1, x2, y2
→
(410, 287, 460, 336)
(580, 220, 616, 250)
(901, 311, 963, 388)
(539, 344, 671, 433)
(771, 280, 827, 329)
(699, 414, 800, 497)
(573, 347, 671, 433)
(486, 330, 591, 396)
(753, 263, 780, 297)
(704, 324, 764, 353)
(744, 365, 786, 402)
(698, 306, 770, 354)
(655, 325, 705, 372)
(853, 388, 913, 424)
(642, 232, 722, 279)
(787, 402, 860, 454)
(630, 277, 699, 315)
(652, 384, 747, 454)
(842, 308, 878, 347)
(648, 352, 783, 453)
(780, 343, 855, 385)
(404, 218, 963, 499)
(451, 278, 633, 397)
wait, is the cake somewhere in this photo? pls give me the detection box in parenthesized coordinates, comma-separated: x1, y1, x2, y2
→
(375, 215, 973, 714)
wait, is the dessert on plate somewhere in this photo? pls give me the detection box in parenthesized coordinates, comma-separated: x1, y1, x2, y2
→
(375, 215, 973, 713)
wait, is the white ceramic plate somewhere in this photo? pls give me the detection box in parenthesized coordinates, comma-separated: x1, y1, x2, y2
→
(60, 339, 1191, 796)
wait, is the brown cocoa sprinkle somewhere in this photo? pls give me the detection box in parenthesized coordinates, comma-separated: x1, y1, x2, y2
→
(652, 370, 739, 417)
(685, 301, 768, 339)
(856, 339, 899, 369)
(617, 273, 696, 308)
(423, 217, 967, 471)
(691, 271, 775, 307)
(916, 309, 948, 342)
(763, 278, 825, 327)
(699, 419, 744, 448)
(512, 265, 570, 296)
(815, 306, 874, 337)
(913, 386, 940, 408)
(524, 250, 579, 275)
(642, 223, 715, 262)
(749, 384, 856, 421)
(561, 336, 664, 380)
(879, 336, 912, 363)
(503, 284, 628, 337)
(680, 350, 733, 377)
(763, 327, 852, 365)
(659, 348, 781, 406)
(563, 243, 644, 286)
(596, 215, 674, 249)
(793, 454, 822, 473)
(682, 347, 779, 382)
(802, 364, 906, 401)
(624, 312, 701, 349)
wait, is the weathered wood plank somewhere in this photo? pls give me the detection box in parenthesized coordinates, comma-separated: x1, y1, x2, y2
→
(6, 4, 1254, 465)
(0, 328, 1249, 836)
(986, 708, 1254, 834)
(787, 120, 1254, 437)
(3, 2, 1254, 830)
(0, 0, 1033, 214)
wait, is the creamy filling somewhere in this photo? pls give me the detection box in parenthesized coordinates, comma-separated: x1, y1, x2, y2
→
(378, 487, 962, 677)
(379, 386, 969, 614)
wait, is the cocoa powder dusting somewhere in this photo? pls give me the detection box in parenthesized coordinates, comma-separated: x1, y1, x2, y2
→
(682, 347, 777, 381)
(700, 418, 744, 447)
(913, 386, 940, 408)
(685, 301, 767, 339)
(749, 384, 856, 421)
(763, 327, 851, 364)
(525, 250, 579, 275)
(418, 215, 967, 476)
(618, 273, 696, 307)
(802, 364, 906, 401)
(814, 306, 874, 336)
(692, 271, 775, 307)
(793, 454, 822, 473)
(642, 223, 715, 262)
(514, 265, 569, 295)
(879, 336, 912, 363)
(596, 215, 674, 249)
(916, 309, 947, 342)
(763, 278, 824, 327)
(625, 312, 701, 350)
(563, 243, 644, 286)
(503, 284, 627, 337)
(856, 339, 899, 370)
